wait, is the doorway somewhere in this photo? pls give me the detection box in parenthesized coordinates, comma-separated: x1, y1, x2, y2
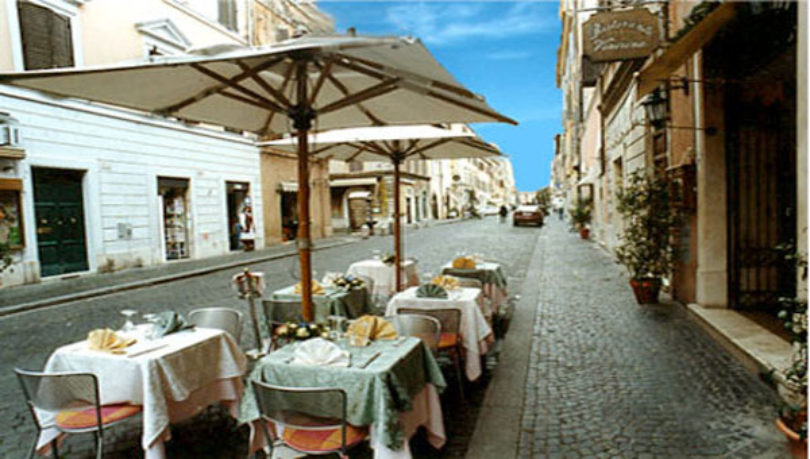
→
(280, 191, 298, 242)
(158, 177, 190, 261)
(226, 181, 249, 251)
(33, 168, 88, 277)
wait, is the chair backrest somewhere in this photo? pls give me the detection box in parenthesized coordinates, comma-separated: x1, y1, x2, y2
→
(15, 369, 101, 429)
(355, 275, 375, 296)
(188, 307, 243, 342)
(449, 276, 483, 289)
(262, 299, 303, 325)
(396, 307, 461, 337)
(252, 381, 348, 449)
(390, 314, 440, 351)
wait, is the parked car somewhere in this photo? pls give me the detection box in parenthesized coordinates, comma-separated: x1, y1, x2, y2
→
(513, 205, 544, 227)
(482, 206, 500, 216)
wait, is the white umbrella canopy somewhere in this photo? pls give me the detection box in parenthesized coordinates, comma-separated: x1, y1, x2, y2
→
(262, 123, 503, 291)
(0, 33, 516, 321)
(0, 34, 513, 134)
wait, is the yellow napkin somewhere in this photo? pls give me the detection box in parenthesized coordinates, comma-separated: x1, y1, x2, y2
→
(346, 315, 398, 346)
(87, 329, 136, 354)
(452, 256, 476, 269)
(432, 275, 460, 291)
(293, 280, 325, 295)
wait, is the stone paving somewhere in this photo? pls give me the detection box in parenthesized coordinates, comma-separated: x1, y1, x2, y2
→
(519, 220, 790, 458)
(0, 217, 539, 458)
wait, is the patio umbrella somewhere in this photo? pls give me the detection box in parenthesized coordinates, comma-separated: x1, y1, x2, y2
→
(261, 123, 504, 292)
(0, 33, 515, 321)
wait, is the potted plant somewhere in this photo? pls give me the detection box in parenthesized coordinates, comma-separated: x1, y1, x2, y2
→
(569, 197, 592, 239)
(774, 248, 807, 457)
(614, 170, 681, 304)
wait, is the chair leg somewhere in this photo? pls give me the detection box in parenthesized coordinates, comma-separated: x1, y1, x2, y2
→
(27, 435, 40, 459)
(95, 431, 103, 459)
(50, 438, 59, 459)
(454, 348, 465, 402)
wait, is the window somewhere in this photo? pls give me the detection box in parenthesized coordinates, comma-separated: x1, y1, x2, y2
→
(18, 1, 74, 70)
(349, 161, 363, 172)
(217, 0, 237, 31)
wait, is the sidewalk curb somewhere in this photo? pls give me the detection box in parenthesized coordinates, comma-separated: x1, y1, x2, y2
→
(0, 238, 357, 318)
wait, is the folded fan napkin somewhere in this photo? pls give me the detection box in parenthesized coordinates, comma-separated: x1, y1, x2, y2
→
(293, 280, 325, 295)
(346, 315, 398, 346)
(290, 338, 350, 367)
(452, 256, 476, 269)
(432, 275, 460, 291)
(87, 329, 136, 354)
(416, 283, 449, 299)
(154, 311, 194, 337)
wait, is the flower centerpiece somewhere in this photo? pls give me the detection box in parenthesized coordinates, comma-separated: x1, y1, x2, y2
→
(331, 274, 365, 290)
(274, 322, 331, 344)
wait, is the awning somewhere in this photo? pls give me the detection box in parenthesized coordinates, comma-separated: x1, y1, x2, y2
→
(330, 178, 377, 188)
(636, 2, 738, 98)
(348, 190, 372, 199)
(277, 181, 298, 193)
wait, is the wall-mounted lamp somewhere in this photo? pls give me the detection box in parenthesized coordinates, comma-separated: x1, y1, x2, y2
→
(641, 88, 718, 135)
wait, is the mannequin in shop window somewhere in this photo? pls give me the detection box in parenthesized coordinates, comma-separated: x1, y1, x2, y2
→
(239, 206, 255, 251)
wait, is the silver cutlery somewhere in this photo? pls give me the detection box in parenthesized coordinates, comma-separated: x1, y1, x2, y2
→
(359, 351, 381, 369)
(127, 344, 169, 358)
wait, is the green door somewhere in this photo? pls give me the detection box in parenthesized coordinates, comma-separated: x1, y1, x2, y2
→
(33, 168, 89, 277)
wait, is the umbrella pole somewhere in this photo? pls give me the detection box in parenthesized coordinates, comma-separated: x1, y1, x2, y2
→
(393, 156, 402, 292)
(293, 59, 315, 322)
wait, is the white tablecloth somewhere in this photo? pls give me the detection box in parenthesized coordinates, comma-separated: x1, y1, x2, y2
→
(441, 261, 509, 314)
(347, 259, 420, 297)
(38, 327, 247, 458)
(386, 287, 493, 381)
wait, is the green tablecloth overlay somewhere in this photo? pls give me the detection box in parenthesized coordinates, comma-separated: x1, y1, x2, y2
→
(441, 261, 508, 289)
(270, 285, 373, 322)
(239, 337, 446, 450)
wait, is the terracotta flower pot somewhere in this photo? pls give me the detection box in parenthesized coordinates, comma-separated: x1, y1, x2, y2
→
(579, 227, 590, 239)
(776, 417, 808, 459)
(629, 278, 661, 304)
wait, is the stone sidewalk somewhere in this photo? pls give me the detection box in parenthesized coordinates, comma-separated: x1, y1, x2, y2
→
(467, 219, 790, 458)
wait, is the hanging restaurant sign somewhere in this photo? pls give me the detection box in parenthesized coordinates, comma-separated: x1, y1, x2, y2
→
(583, 8, 660, 62)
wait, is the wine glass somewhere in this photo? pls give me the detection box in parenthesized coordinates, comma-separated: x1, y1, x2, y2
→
(327, 315, 347, 340)
(120, 309, 137, 333)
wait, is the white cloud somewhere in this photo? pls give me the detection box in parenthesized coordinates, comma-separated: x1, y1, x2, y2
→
(385, 2, 555, 46)
(486, 50, 533, 60)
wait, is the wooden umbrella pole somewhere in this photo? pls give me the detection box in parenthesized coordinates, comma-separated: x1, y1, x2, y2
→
(393, 157, 402, 292)
(293, 59, 315, 322)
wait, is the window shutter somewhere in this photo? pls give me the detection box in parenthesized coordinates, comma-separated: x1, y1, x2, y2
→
(18, 2, 74, 70)
(218, 0, 237, 31)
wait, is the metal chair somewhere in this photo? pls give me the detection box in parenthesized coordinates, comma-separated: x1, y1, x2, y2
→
(188, 307, 243, 342)
(14, 369, 142, 459)
(395, 307, 465, 400)
(251, 381, 368, 458)
(262, 299, 303, 350)
(390, 314, 441, 351)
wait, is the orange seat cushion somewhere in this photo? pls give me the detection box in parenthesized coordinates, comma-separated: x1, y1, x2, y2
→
(439, 332, 459, 349)
(282, 424, 367, 453)
(56, 404, 141, 430)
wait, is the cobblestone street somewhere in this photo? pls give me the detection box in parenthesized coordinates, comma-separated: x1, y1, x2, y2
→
(0, 217, 793, 458)
(519, 220, 789, 458)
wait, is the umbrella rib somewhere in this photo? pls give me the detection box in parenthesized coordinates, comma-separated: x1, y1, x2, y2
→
(317, 78, 400, 115)
(402, 139, 419, 155)
(335, 53, 478, 100)
(157, 57, 284, 115)
(309, 58, 334, 105)
(219, 90, 283, 112)
(404, 138, 453, 158)
(236, 60, 292, 108)
(309, 143, 339, 156)
(191, 63, 286, 113)
(357, 141, 391, 157)
(323, 73, 386, 125)
(262, 63, 296, 135)
(425, 89, 517, 125)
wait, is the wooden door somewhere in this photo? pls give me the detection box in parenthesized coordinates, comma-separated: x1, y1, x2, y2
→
(33, 168, 88, 277)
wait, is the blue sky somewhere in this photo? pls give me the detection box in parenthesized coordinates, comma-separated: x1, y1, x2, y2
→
(318, 1, 561, 191)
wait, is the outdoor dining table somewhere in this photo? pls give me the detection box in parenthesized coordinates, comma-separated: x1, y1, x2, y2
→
(386, 287, 494, 381)
(240, 336, 446, 459)
(37, 327, 247, 459)
(440, 261, 509, 315)
(269, 283, 373, 321)
(347, 259, 420, 299)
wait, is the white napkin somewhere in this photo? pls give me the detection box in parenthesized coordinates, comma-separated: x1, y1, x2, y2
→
(290, 338, 350, 367)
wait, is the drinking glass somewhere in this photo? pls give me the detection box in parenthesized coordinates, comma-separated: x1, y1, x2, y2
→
(327, 315, 346, 340)
(120, 309, 137, 333)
